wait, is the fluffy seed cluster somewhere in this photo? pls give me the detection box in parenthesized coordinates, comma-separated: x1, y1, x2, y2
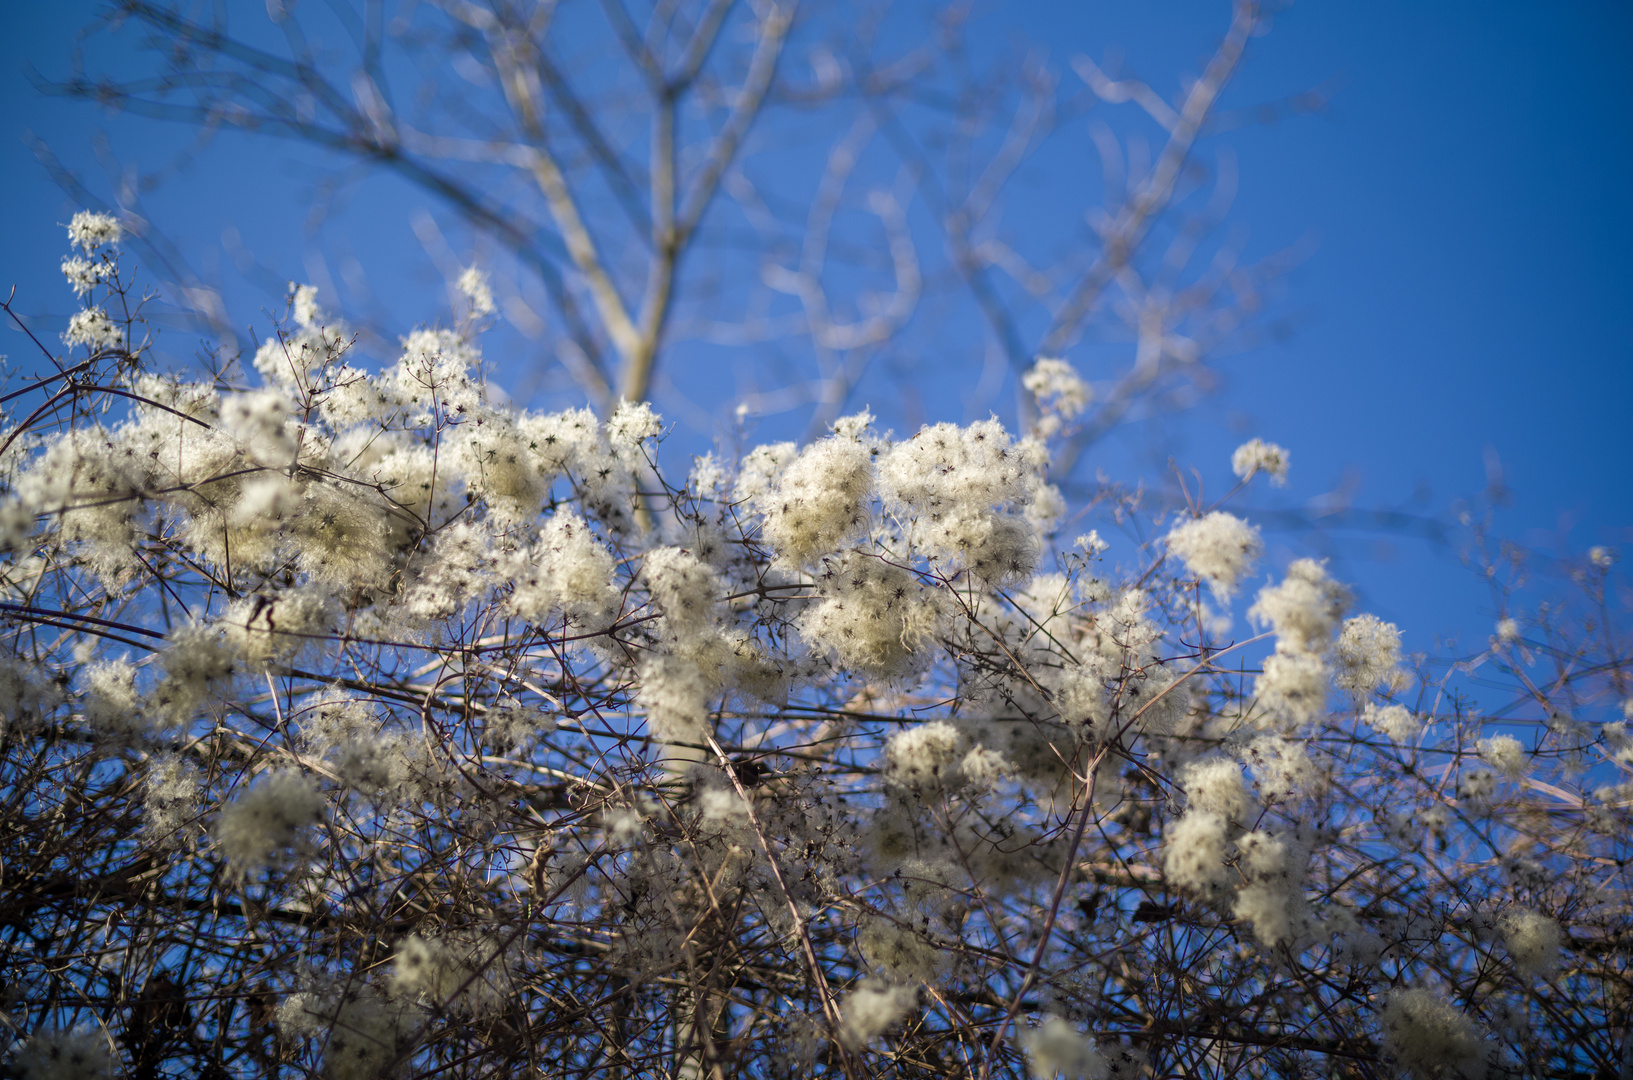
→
(1500, 907, 1562, 978)
(1165, 511, 1262, 601)
(11, 1027, 114, 1080)
(857, 918, 944, 984)
(66, 210, 123, 251)
(457, 265, 496, 317)
(1478, 734, 1527, 781)
(1334, 614, 1404, 699)
(839, 979, 918, 1047)
(144, 754, 201, 844)
(802, 552, 944, 680)
(1363, 703, 1424, 743)
(1251, 559, 1350, 731)
(1231, 829, 1310, 947)
(1022, 1016, 1108, 1080)
(1163, 810, 1232, 902)
(505, 511, 622, 627)
(641, 546, 721, 637)
(1231, 438, 1289, 486)
(392, 933, 510, 1013)
(758, 421, 876, 569)
(1179, 756, 1253, 823)
(1250, 559, 1350, 655)
(214, 771, 325, 873)
(63, 309, 121, 351)
(877, 418, 1047, 585)
(1023, 357, 1092, 439)
(883, 720, 964, 793)
(1378, 987, 1488, 1079)
(276, 980, 418, 1080)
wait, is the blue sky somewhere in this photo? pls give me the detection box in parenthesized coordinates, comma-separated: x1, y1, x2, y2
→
(1, 0, 1628, 657)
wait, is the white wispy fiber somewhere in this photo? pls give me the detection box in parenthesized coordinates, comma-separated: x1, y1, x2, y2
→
(883, 720, 964, 793)
(1363, 703, 1423, 743)
(637, 653, 712, 748)
(1179, 757, 1254, 823)
(504, 510, 622, 627)
(1023, 357, 1092, 439)
(275, 980, 419, 1080)
(63, 308, 121, 351)
(641, 546, 721, 637)
(858, 918, 945, 984)
(1231, 829, 1310, 948)
(392, 933, 510, 1012)
(1255, 649, 1330, 727)
(1242, 734, 1320, 800)
(457, 265, 496, 317)
(1478, 735, 1528, 781)
(61, 255, 110, 296)
(144, 753, 201, 845)
(731, 441, 798, 503)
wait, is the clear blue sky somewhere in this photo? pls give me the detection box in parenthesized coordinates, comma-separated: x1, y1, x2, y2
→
(1, 1, 1628, 654)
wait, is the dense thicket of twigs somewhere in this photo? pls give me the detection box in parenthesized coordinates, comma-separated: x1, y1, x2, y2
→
(0, 234, 1629, 1080)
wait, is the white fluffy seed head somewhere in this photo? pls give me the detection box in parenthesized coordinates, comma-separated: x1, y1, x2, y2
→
(67, 210, 123, 251)
(1242, 734, 1319, 800)
(1250, 559, 1350, 654)
(1363, 703, 1423, 743)
(838, 979, 917, 1047)
(504, 510, 621, 627)
(63, 308, 121, 351)
(641, 546, 721, 637)
(1165, 511, 1262, 602)
(1378, 987, 1487, 1079)
(1500, 907, 1561, 978)
(759, 436, 874, 569)
(637, 653, 713, 750)
(1255, 648, 1329, 728)
(12, 1026, 114, 1080)
(801, 552, 945, 681)
(144, 753, 201, 845)
(392, 933, 509, 1013)
(1022, 1015, 1108, 1080)
(1231, 438, 1289, 486)
(884, 720, 964, 793)
(214, 770, 325, 873)
(857, 919, 944, 984)
(877, 419, 1043, 585)
(1334, 614, 1405, 699)
(1478, 734, 1528, 781)
(1022, 357, 1092, 421)
(457, 265, 495, 317)
(1180, 757, 1254, 823)
(1163, 810, 1233, 902)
